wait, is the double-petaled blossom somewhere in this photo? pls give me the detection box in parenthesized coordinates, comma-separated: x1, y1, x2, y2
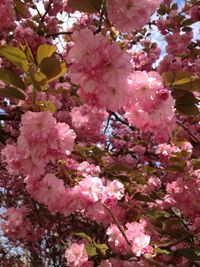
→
(107, 0, 160, 32)
(125, 71, 176, 141)
(2, 111, 76, 177)
(68, 29, 131, 110)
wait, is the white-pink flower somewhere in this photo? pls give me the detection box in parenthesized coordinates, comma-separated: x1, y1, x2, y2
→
(65, 243, 88, 267)
(68, 29, 131, 110)
(107, 0, 160, 32)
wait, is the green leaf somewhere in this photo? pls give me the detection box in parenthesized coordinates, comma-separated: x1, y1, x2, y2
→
(162, 72, 176, 87)
(68, 0, 102, 13)
(37, 44, 57, 65)
(173, 78, 200, 92)
(74, 232, 92, 243)
(175, 248, 200, 261)
(40, 57, 66, 82)
(0, 45, 29, 72)
(38, 100, 56, 113)
(94, 242, 109, 255)
(0, 86, 26, 100)
(85, 244, 97, 257)
(20, 42, 34, 63)
(133, 193, 154, 202)
(0, 68, 25, 90)
(33, 72, 48, 91)
(155, 247, 171, 255)
(163, 71, 200, 92)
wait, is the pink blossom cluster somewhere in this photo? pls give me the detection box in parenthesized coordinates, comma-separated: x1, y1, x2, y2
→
(165, 177, 200, 221)
(77, 161, 101, 177)
(100, 258, 151, 267)
(125, 71, 176, 141)
(65, 243, 93, 267)
(190, 5, 200, 22)
(156, 9, 180, 34)
(0, 0, 16, 36)
(156, 141, 193, 160)
(2, 207, 42, 241)
(2, 111, 76, 177)
(13, 25, 46, 53)
(25, 173, 67, 214)
(107, 219, 151, 256)
(73, 178, 125, 225)
(68, 29, 131, 110)
(25, 171, 125, 218)
(132, 43, 161, 71)
(44, 0, 64, 16)
(70, 104, 107, 142)
(107, 0, 160, 32)
(165, 31, 193, 56)
(73, 177, 125, 226)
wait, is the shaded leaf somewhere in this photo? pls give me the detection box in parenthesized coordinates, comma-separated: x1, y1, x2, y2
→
(74, 232, 92, 243)
(68, 0, 102, 13)
(40, 57, 66, 82)
(94, 242, 109, 255)
(37, 44, 57, 65)
(175, 103, 199, 116)
(85, 244, 97, 257)
(20, 42, 34, 63)
(163, 71, 200, 92)
(14, 0, 27, 16)
(162, 72, 176, 87)
(133, 193, 154, 202)
(38, 100, 56, 113)
(167, 165, 185, 172)
(0, 68, 25, 90)
(0, 45, 28, 72)
(172, 90, 200, 116)
(191, 159, 200, 170)
(0, 86, 26, 100)
(33, 72, 47, 91)
(175, 248, 200, 261)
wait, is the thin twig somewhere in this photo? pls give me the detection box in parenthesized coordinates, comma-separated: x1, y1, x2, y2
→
(41, 0, 53, 23)
(102, 203, 132, 247)
(103, 204, 174, 267)
(46, 31, 73, 38)
(177, 120, 200, 144)
(108, 110, 134, 131)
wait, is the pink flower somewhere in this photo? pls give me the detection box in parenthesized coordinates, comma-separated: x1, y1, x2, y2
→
(2, 112, 76, 177)
(75, 176, 105, 204)
(2, 144, 22, 176)
(2, 207, 40, 241)
(68, 29, 131, 110)
(56, 123, 76, 156)
(106, 180, 125, 200)
(26, 173, 66, 214)
(125, 71, 176, 141)
(0, 0, 16, 36)
(107, 0, 160, 32)
(107, 220, 151, 257)
(70, 104, 106, 142)
(20, 111, 57, 139)
(65, 243, 88, 267)
(107, 224, 131, 255)
(125, 220, 151, 256)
